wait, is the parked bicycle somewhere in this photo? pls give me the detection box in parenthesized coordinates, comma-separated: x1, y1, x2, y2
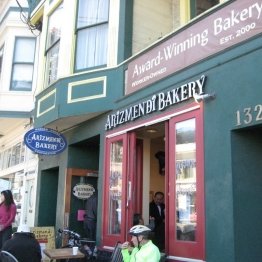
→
(57, 228, 97, 261)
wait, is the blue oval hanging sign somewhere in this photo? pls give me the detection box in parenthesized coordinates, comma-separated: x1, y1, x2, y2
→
(24, 128, 67, 155)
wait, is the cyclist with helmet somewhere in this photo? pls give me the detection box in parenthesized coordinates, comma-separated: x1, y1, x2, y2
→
(121, 225, 160, 262)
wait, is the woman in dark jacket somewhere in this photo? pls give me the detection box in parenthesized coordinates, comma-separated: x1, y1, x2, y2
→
(2, 224, 42, 262)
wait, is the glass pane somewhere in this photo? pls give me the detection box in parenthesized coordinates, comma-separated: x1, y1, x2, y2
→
(77, 0, 109, 28)
(46, 42, 59, 86)
(7, 148, 12, 168)
(47, 2, 63, 48)
(14, 143, 21, 165)
(194, 0, 219, 17)
(108, 140, 123, 235)
(14, 38, 36, 62)
(175, 118, 196, 242)
(11, 64, 33, 90)
(76, 24, 108, 70)
(21, 143, 25, 163)
(0, 45, 4, 78)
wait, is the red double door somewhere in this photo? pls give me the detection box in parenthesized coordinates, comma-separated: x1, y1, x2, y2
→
(102, 107, 205, 260)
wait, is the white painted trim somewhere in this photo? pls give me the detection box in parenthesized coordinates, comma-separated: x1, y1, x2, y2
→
(37, 89, 56, 117)
(102, 246, 114, 251)
(67, 76, 107, 103)
(167, 256, 205, 262)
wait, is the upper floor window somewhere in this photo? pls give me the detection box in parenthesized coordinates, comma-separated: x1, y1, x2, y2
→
(0, 142, 26, 170)
(75, 0, 109, 71)
(132, 0, 222, 55)
(0, 45, 4, 81)
(45, 2, 63, 86)
(191, 0, 219, 18)
(10, 38, 36, 91)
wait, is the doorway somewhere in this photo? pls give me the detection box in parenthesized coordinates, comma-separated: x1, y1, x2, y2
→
(102, 122, 166, 247)
(38, 167, 59, 226)
(134, 122, 166, 252)
(232, 126, 262, 261)
(103, 106, 205, 260)
(133, 122, 166, 227)
(23, 177, 36, 225)
(65, 168, 98, 237)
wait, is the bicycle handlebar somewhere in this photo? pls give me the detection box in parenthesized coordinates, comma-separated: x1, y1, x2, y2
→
(58, 228, 81, 239)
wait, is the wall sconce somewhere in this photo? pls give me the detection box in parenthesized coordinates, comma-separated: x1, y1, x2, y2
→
(193, 93, 216, 103)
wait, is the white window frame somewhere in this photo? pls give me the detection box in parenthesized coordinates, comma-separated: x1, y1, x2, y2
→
(0, 45, 4, 82)
(10, 37, 36, 91)
(45, 2, 63, 87)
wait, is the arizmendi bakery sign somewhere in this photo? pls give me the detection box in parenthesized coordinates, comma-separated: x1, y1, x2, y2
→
(105, 75, 206, 130)
(24, 128, 67, 155)
(73, 183, 95, 200)
(127, 0, 262, 94)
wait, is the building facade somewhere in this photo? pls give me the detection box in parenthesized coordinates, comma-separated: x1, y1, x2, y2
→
(0, 0, 38, 227)
(29, 0, 261, 261)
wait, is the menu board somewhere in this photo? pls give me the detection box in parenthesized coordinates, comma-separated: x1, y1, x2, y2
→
(31, 227, 55, 261)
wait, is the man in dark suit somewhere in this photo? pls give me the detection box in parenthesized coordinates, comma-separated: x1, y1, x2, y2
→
(84, 190, 98, 240)
(149, 191, 165, 251)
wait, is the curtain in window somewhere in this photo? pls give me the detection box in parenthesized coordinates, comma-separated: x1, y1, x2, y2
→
(76, 0, 109, 70)
(76, 24, 108, 69)
(77, 0, 109, 27)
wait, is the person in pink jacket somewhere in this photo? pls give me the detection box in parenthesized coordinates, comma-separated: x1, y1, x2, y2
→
(0, 190, 17, 249)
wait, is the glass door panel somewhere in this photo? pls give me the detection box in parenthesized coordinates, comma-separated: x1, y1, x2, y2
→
(176, 118, 197, 242)
(168, 108, 205, 260)
(103, 135, 128, 245)
(103, 132, 138, 246)
(108, 140, 124, 235)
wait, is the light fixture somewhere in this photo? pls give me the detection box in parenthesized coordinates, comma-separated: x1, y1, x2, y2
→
(146, 128, 157, 133)
(193, 93, 216, 103)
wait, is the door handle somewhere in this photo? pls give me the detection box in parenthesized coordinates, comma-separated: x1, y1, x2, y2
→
(127, 181, 132, 207)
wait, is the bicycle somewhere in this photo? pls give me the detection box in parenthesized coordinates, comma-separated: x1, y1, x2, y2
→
(57, 228, 97, 261)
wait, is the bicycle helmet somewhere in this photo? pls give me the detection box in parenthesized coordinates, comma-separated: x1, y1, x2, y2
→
(129, 225, 151, 236)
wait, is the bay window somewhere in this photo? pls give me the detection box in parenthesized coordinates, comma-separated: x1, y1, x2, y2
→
(75, 0, 109, 71)
(45, 2, 63, 87)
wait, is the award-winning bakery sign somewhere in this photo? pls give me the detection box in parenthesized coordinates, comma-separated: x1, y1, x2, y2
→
(127, 0, 262, 94)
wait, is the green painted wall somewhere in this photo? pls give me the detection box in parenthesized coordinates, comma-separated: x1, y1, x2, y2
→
(106, 36, 262, 261)
(38, 168, 59, 226)
(232, 127, 262, 261)
(68, 141, 99, 170)
(202, 37, 262, 261)
(34, 68, 123, 128)
(118, 0, 133, 62)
